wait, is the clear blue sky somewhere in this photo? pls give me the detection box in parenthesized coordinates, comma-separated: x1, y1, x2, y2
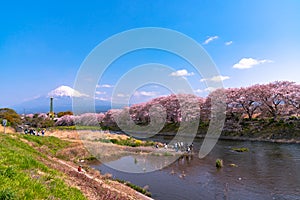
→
(1, 0, 300, 107)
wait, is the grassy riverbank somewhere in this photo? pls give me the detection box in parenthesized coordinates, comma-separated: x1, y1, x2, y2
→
(50, 125, 103, 131)
(47, 130, 180, 161)
(0, 133, 85, 200)
(0, 132, 153, 200)
(148, 118, 300, 143)
(99, 117, 300, 143)
(221, 118, 300, 142)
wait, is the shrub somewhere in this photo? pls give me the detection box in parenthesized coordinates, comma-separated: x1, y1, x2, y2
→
(0, 108, 21, 130)
(110, 139, 118, 144)
(134, 139, 143, 146)
(163, 152, 173, 156)
(23, 113, 55, 128)
(115, 179, 151, 197)
(85, 156, 97, 161)
(231, 147, 249, 152)
(289, 116, 298, 120)
(57, 111, 73, 118)
(216, 159, 223, 168)
(144, 140, 155, 146)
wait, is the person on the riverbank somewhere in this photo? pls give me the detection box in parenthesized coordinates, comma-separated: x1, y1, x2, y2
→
(187, 146, 191, 153)
(180, 142, 184, 151)
(174, 143, 178, 152)
(78, 165, 82, 172)
(177, 142, 181, 151)
(41, 129, 45, 136)
(188, 143, 194, 153)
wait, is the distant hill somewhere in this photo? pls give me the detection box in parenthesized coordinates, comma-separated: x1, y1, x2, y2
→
(12, 85, 122, 114)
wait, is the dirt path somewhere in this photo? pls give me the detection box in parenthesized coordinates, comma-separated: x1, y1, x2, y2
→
(0, 125, 16, 134)
(54, 158, 152, 200)
(41, 154, 152, 200)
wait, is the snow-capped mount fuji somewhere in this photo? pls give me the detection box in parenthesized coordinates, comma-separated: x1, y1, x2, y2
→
(12, 85, 113, 114)
(47, 85, 89, 98)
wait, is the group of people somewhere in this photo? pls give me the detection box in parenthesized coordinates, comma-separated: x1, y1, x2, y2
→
(155, 141, 194, 153)
(174, 142, 194, 153)
(24, 128, 45, 136)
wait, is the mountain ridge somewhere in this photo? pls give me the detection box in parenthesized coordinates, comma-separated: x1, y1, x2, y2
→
(11, 86, 115, 114)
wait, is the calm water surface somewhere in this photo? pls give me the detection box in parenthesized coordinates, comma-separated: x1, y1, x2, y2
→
(91, 139, 300, 200)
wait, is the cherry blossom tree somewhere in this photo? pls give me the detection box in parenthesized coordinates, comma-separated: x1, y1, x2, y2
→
(204, 88, 227, 120)
(55, 115, 75, 126)
(38, 113, 49, 119)
(227, 87, 261, 120)
(130, 94, 203, 124)
(99, 81, 300, 131)
(256, 81, 292, 120)
(100, 109, 123, 129)
(75, 113, 105, 126)
(283, 83, 300, 116)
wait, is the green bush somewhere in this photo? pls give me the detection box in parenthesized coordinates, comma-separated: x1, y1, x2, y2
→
(216, 159, 223, 168)
(0, 108, 21, 130)
(163, 152, 173, 156)
(115, 179, 151, 197)
(110, 139, 118, 144)
(231, 147, 249, 152)
(85, 156, 97, 161)
(110, 138, 139, 147)
(95, 138, 111, 143)
(53, 126, 102, 131)
(289, 116, 298, 120)
(98, 136, 156, 148)
(57, 111, 73, 118)
(144, 140, 155, 146)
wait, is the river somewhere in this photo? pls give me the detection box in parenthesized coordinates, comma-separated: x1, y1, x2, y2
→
(91, 138, 300, 200)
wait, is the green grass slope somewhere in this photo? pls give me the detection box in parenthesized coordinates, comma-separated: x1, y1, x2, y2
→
(0, 133, 86, 200)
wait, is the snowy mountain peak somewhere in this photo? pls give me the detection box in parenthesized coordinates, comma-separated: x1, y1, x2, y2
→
(48, 85, 88, 98)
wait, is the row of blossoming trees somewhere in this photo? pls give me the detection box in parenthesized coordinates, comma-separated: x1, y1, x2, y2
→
(225, 81, 300, 120)
(23, 112, 104, 128)
(29, 81, 299, 129)
(100, 81, 300, 129)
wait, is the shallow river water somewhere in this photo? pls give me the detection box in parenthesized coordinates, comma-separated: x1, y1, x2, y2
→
(91, 138, 300, 200)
